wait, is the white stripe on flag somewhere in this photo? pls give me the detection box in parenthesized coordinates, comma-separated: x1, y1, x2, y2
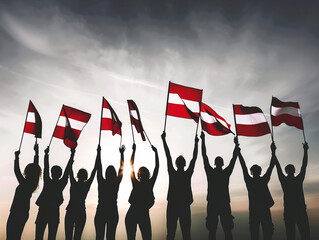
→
(130, 110, 139, 120)
(168, 93, 199, 113)
(200, 112, 217, 124)
(26, 112, 35, 123)
(102, 110, 112, 119)
(271, 106, 300, 117)
(235, 113, 267, 125)
(57, 116, 86, 130)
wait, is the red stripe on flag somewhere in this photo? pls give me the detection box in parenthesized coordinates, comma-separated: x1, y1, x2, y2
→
(272, 97, 300, 108)
(272, 114, 303, 130)
(167, 103, 199, 120)
(61, 105, 91, 122)
(169, 82, 202, 102)
(24, 122, 36, 135)
(202, 122, 231, 136)
(233, 105, 263, 115)
(236, 122, 271, 137)
(53, 126, 81, 140)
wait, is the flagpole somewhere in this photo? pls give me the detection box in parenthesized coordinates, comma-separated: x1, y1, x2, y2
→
(195, 92, 203, 137)
(128, 105, 135, 144)
(270, 97, 274, 142)
(120, 134, 123, 147)
(49, 108, 62, 147)
(144, 131, 152, 146)
(299, 109, 307, 143)
(98, 97, 104, 145)
(163, 81, 171, 132)
(232, 104, 239, 142)
(19, 102, 30, 151)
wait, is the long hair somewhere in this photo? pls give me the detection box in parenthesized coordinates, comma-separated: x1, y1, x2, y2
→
(23, 163, 42, 192)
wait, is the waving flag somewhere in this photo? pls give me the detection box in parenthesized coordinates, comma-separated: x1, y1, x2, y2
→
(24, 100, 42, 138)
(127, 100, 146, 141)
(200, 103, 232, 136)
(233, 104, 270, 137)
(101, 97, 122, 135)
(271, 97, 303, 130)
(52, 105, 91, 148)
(166, 82, 202, 123)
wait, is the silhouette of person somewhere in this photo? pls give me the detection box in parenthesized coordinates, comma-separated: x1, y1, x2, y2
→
(94, 144, 125, 240)
(6, 143, 42, 240)
(200, 132, 239, 240)
(64, 147, 98, 240)
(161, 131, 199, 240)
(272, 141, 310, 240)
(125, 143, 159, 240)
(238, 139, 275, 240)
(35, 147, 74, 240)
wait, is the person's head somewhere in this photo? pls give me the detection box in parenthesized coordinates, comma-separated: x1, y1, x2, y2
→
(77, 168, 88, 182)
(214, 156, 224, 168)
(250, 164, 262, 177)
(285, 164, 295, 176)
(175, 155, 186, 170)
(23, 163, 42, 192)
(51, 165, 62, 180)
(138, 167, 150, 182)
(105, 166, 117, 180)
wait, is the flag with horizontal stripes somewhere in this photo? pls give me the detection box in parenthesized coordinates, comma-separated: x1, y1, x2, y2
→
(127, 100, 146, 141)
(271, 97, 303, 130)
(200, 103, 232, 136)
(24, 100, 42, 138)
(53, 105, 91, 148)
(233, 104, 270, 137)
(101, 97, 122, 135)
(166, 82, 202, 123)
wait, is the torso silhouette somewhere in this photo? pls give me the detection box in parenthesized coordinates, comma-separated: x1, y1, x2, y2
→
(36, 178, 65, 208)
(280, 175, 306, 211)
(67, 180, 91, 210)
(10, 181, 34, 213)
(167, 169, 193, 205)
(129, 178, 155, 209)
(98, 177, 121, 208)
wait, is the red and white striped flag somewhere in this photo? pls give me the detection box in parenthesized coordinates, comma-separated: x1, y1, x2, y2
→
(233, 105, 270, 137)
(101, 97, 122, 135)
(271, 97, 303, 130)
(52, 105, 91, 148)
(166, 82, 202, 122)
(24, 100, 42, 138)
(200, 103, 232, 136)
(127, 100, 146, 141)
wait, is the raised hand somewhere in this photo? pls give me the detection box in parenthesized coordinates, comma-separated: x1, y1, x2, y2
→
(234, 136, 239, 146)
(195, 135, 199, 143)
(151, 145, 157, 152)
(34, 143, 39, 153)
(71, 148, 76, 155)
(44, 146, 50, 155)
(132, 143, 136, 151)
(271, 141, 276, 153)
(97, 144, 101, 152)
(200, 131, 205, 140)
(303, 142, 309, 151)
(161, 131, 166, 140)
(15, 150, 20, 159)
(120, 145, 126, 153)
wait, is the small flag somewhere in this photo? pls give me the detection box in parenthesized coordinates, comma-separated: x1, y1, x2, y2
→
(127, 100, 146, 141)
(271, 97, 303, 130)
(200, 103, 232, 136)
(53, 105, 91, 148)
(101, 97, 122, 135)
(24, 100, 42, 138)
(234, 105, 270, 137)
(166, 82, 202, 122)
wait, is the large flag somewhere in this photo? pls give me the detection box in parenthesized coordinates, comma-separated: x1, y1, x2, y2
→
(271, 97, 303, 130)
(52, 105, 91, 148)
(24, 100, 42, 138)
(127, 100, 146, 141)
(200, 103, 232, 136)
(101, 97, 122, 135)
(166, 82, 203, 123)
(233, 105, 271, 137)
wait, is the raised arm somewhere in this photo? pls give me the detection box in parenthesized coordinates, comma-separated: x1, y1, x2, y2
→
(264, 145, 275, 183)
(87, 152, 98, 186)
(299, 142, 309, 181)
(271, 141, 285, 182)
(117, 145, 125, 181)
(225, 137, 240, 175)
(130, 143, 137, 182)
(200, 132, 210, 170)
(238, 147, 250, 182)
(14, 150, 24, 184)
(61, 148, 75, 188)
(69, 161, 76, 185)
(150, 145, 159, 185)
(33, 143, 39, 165)
(96, 145, 103, 183)
(161, 131, 174, 173)
(43, 147, 50, 181)
(187, 135, 199, 173)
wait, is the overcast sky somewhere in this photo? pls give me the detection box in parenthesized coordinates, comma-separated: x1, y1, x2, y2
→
(0, 1, 319, 239)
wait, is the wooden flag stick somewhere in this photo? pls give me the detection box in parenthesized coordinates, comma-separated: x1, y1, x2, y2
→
(98, 97, 104, 145)
(163, 81, 171, 132)
(19, 102, 30, 151)
(144, 131, 152, 146)
(232, 104, 239, 142)
(120, 134, 123, 148)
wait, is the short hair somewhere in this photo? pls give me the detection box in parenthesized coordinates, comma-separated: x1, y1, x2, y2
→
(77, 168, 88, 181)
(214, 156, 224, 166)
(175, 155, 186, 168)
(51, 165, 62, 179)
(285, 164, 295, 174)
(250, 164, 262, 175)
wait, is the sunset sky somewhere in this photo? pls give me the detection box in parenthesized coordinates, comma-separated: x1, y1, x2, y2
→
(0, 1, 319, 239)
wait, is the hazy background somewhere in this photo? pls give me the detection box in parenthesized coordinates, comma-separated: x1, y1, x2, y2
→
(0, 1, 319, 239)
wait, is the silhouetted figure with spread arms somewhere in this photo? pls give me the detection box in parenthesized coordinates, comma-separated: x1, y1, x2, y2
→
(200, 132, 239, 240)
(272, 141, 310, 240)
(94, 144, 125, 240)
(65, 148, 98, 240)
(35, 147, 74, 240)
(7, 143, 42, 240)
(238, 140, 275, 240)
(125, 143, 159, 240)
(161, 131, 199, 240)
